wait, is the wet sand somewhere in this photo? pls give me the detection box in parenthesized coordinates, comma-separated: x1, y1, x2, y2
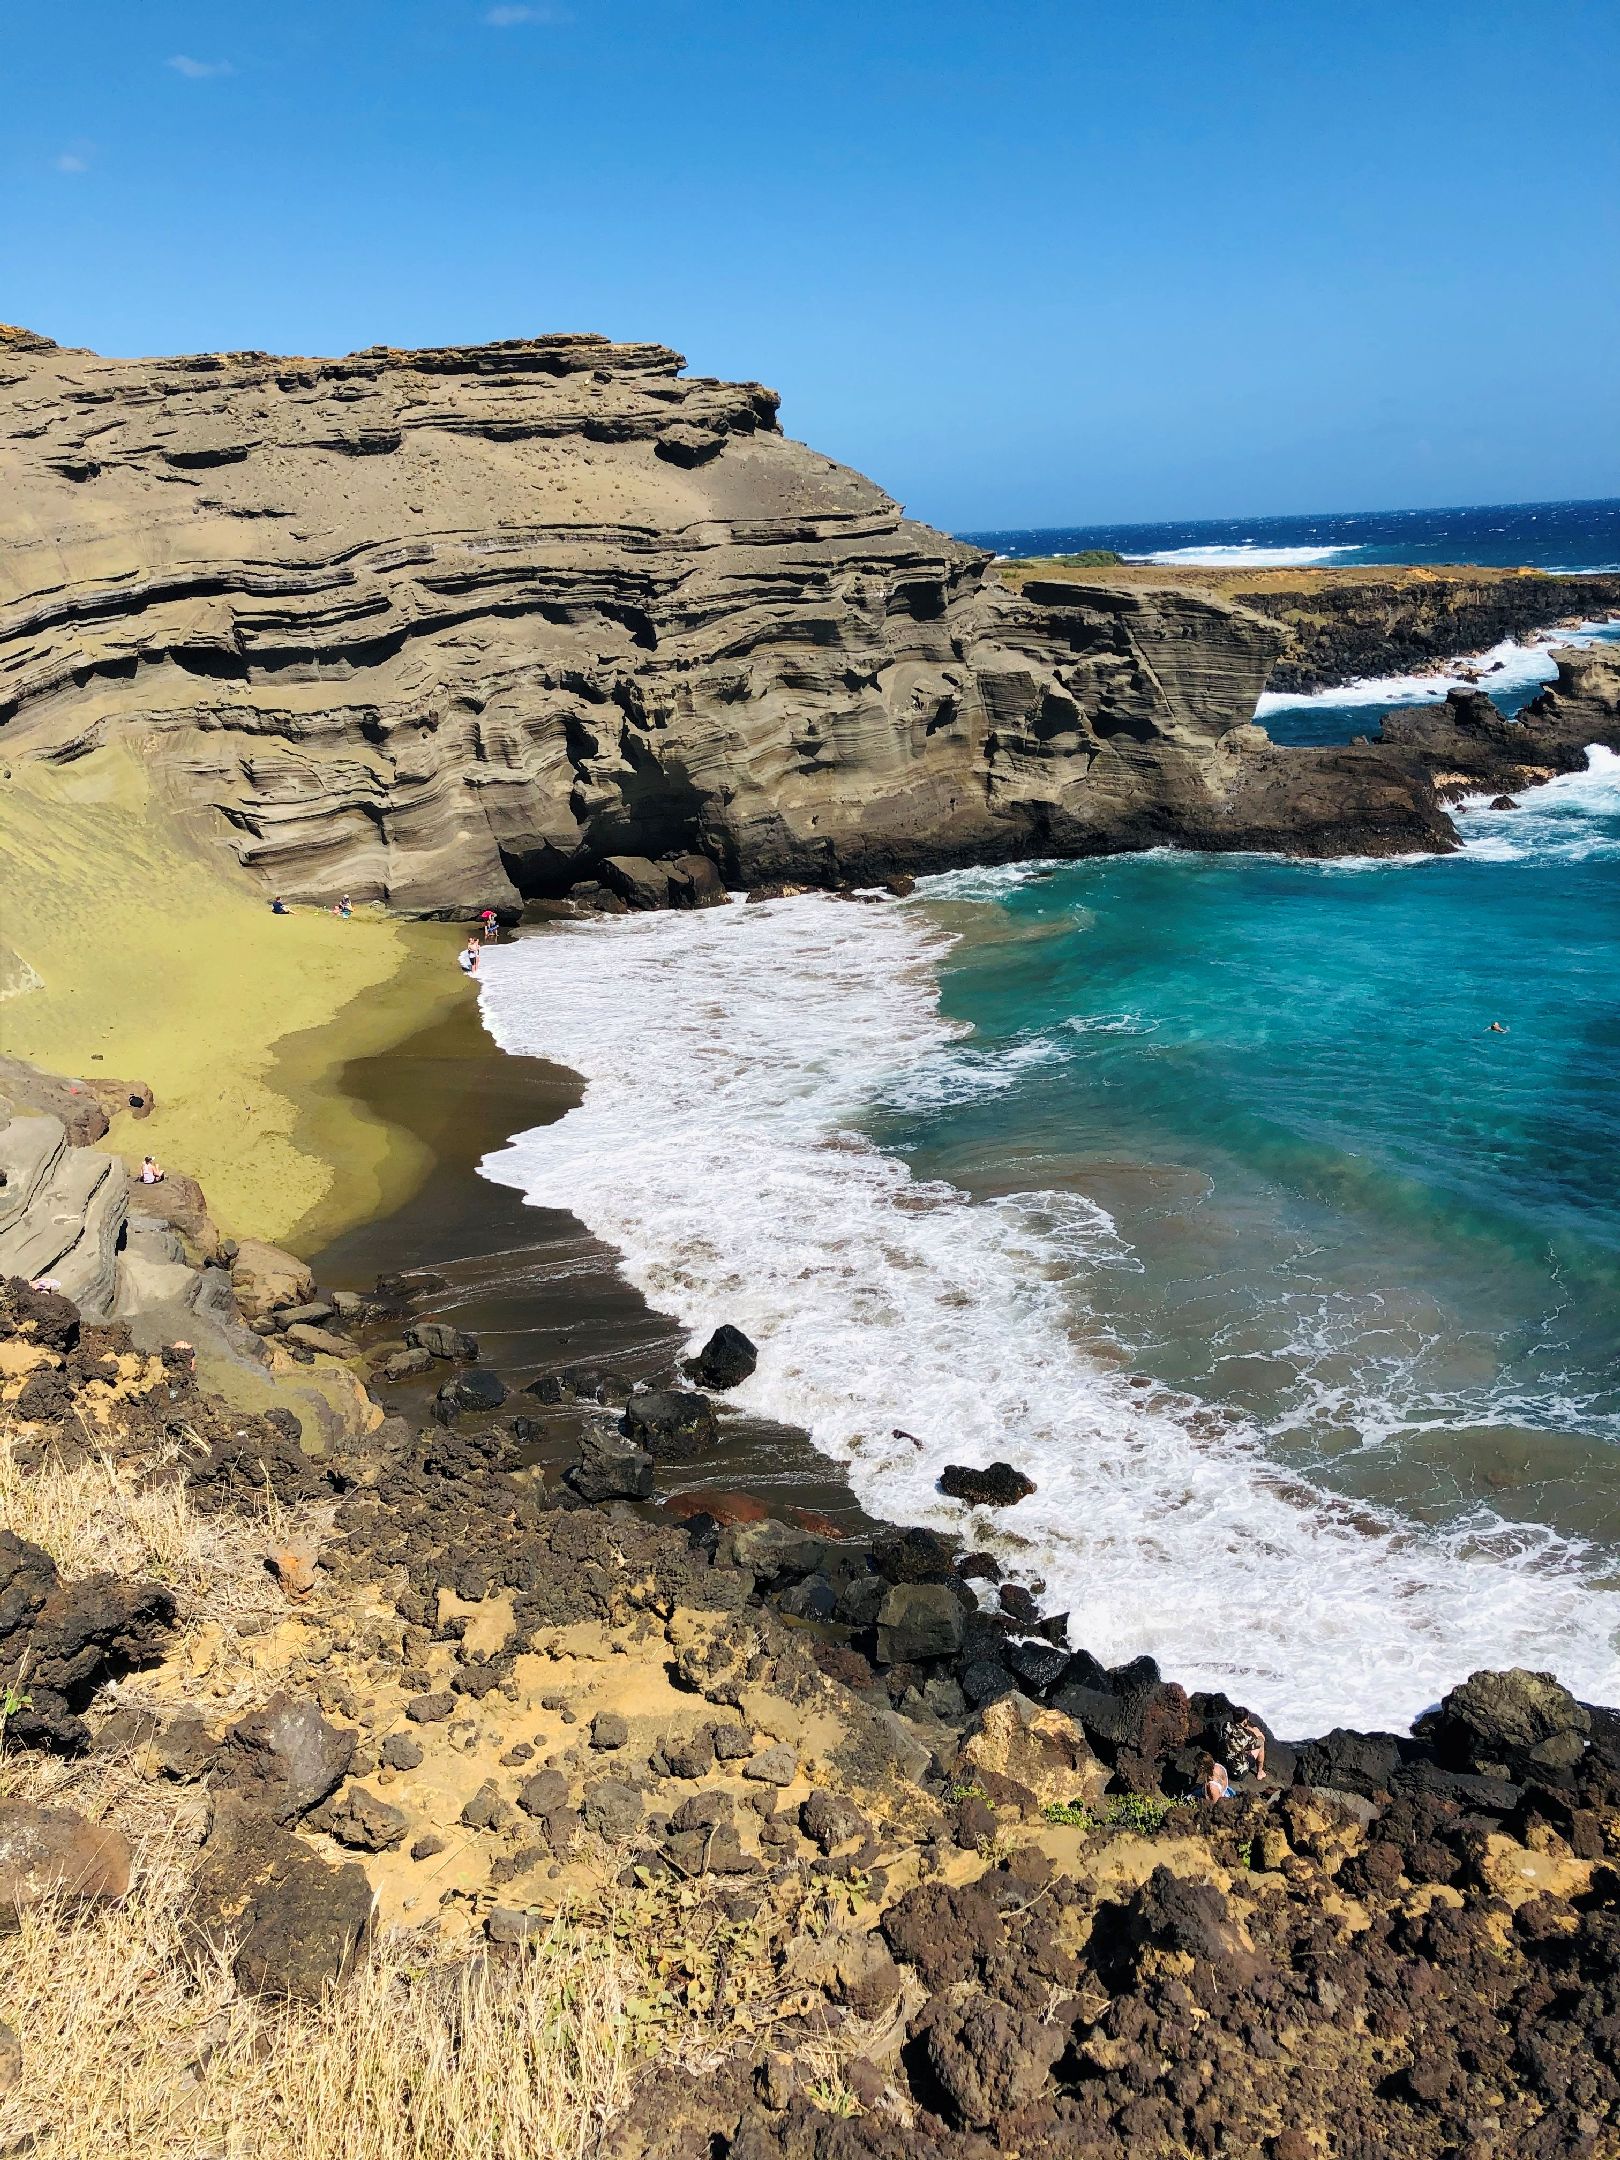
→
(310, 964, 880, 1534)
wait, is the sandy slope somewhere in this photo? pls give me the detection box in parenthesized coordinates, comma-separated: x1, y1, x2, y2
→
(0, 741, 467, 1247)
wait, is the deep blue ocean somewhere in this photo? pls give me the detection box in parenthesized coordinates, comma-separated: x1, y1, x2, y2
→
(963, 496, 1620, 573)
(481, 500, 1620, 1725)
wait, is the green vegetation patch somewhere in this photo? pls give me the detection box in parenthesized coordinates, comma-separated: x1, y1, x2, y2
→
(1042, 1793, 1174, 1835)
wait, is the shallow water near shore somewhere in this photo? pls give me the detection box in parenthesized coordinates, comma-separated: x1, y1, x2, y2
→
(475, 744, 1620, 1733)
(310, 995, 876, 1530)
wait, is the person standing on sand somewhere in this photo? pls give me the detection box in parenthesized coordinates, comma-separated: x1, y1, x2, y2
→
(458, 937, 481, 977)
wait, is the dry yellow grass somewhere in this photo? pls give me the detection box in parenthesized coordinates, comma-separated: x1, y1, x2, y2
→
(0, 1761, 641, 2160)
(0, 1436, 871, 2156)
(4, 1438, 265, 1611)
(0, 1438, 642, 2158)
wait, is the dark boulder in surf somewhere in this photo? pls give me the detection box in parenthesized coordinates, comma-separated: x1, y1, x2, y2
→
(431, 1369, 508, 1423)
(404, 1320, 478, 1363)
(939, 1461, 1037, 1508)
(685, 1323, 758, 1390)
(873, 1525, 958, 1584)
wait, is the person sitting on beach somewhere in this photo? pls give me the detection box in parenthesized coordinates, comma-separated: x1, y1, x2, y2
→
(457, 938, 481, 976)
(334, 895, 353, 918)
(270, 896, 289, 915)
(1225, 1714, 1268, 1786)
(140, 1155, 164, 1185)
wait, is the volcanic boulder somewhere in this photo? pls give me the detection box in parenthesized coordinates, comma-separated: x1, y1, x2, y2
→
(686, 1324, 758, 1391)
(938, 1461, 1037, 1507)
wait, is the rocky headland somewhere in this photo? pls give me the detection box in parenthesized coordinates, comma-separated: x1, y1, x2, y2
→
(1000, 556, 1620, 697)
(10, 326, 1613, 918)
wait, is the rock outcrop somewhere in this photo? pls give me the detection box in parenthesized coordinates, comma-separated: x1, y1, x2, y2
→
(1002, 556, 1620, 695)
(1236, 569, 1620, 694)
(2, 329, 1495, 902)
(1375, 642, 1620, 793)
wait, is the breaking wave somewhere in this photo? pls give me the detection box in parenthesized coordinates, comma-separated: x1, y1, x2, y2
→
(477, 895, 1620, 1732)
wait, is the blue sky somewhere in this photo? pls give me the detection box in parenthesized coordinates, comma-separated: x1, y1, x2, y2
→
(3, 1, 1616, 528)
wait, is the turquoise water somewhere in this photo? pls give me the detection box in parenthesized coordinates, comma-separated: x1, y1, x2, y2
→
(896, 757, 1620, 1556)
(478, 511, 1620, 1716)
(480, 732, 1620, 1721)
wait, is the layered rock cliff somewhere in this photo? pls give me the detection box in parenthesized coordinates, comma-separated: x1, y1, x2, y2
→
(1242, 569, 1620, 694)
(1, 328, 1492, 905)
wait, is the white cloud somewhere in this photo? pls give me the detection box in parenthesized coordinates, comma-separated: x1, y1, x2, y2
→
(167, 54, 234, 79)
(483, 5, 570, 24)
(55, 152, 89, 173)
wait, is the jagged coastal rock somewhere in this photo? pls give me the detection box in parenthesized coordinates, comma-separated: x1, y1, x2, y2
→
(3, 325, 1567, 908)
(1236, 567, 1620, 694)
(1000, 556, 1620, 696)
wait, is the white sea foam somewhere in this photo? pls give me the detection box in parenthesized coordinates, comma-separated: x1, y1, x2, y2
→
(1066, 1011, 1159, 1037)
(1255, 621, 1620, 719)
(869, 1031, 1066, 1114)
(1454, 744, 1620, 865)
(477, 897, 1620, 1731)
(1133, 543, 1361, 568)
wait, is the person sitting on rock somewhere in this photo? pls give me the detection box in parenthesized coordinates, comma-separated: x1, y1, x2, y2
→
(1225, 1714, 1267, 1786)
(140, 1155, 164, 1184)
(1198, 1754, 1231, 1803)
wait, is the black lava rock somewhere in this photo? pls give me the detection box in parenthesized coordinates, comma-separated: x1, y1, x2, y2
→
(938, 1462, 1037, 1508)
(622, 1388, 718, 1461)
(686, 1324, 758, 1390)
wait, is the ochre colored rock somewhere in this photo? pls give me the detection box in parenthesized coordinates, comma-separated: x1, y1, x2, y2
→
(956, 1694, 1109, 1813)
(0, 1801, 131, 1917)
(3, 331, 1548, 907)
(229, 1241, 315, 1320)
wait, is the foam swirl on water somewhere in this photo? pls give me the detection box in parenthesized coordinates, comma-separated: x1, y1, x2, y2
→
(477, 897, 1620, 1731)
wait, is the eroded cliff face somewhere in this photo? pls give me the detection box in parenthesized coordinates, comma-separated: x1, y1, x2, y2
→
(0, 332, 1276, 906)
(0, 329, 1479, 906)
(1242, 570, 1620, 694)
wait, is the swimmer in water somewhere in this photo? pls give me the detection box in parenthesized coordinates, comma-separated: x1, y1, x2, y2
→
(1488, 1021, 1508, 1033)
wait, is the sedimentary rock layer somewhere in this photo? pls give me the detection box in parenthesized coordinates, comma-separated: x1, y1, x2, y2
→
(1, 327, 1495, 906)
